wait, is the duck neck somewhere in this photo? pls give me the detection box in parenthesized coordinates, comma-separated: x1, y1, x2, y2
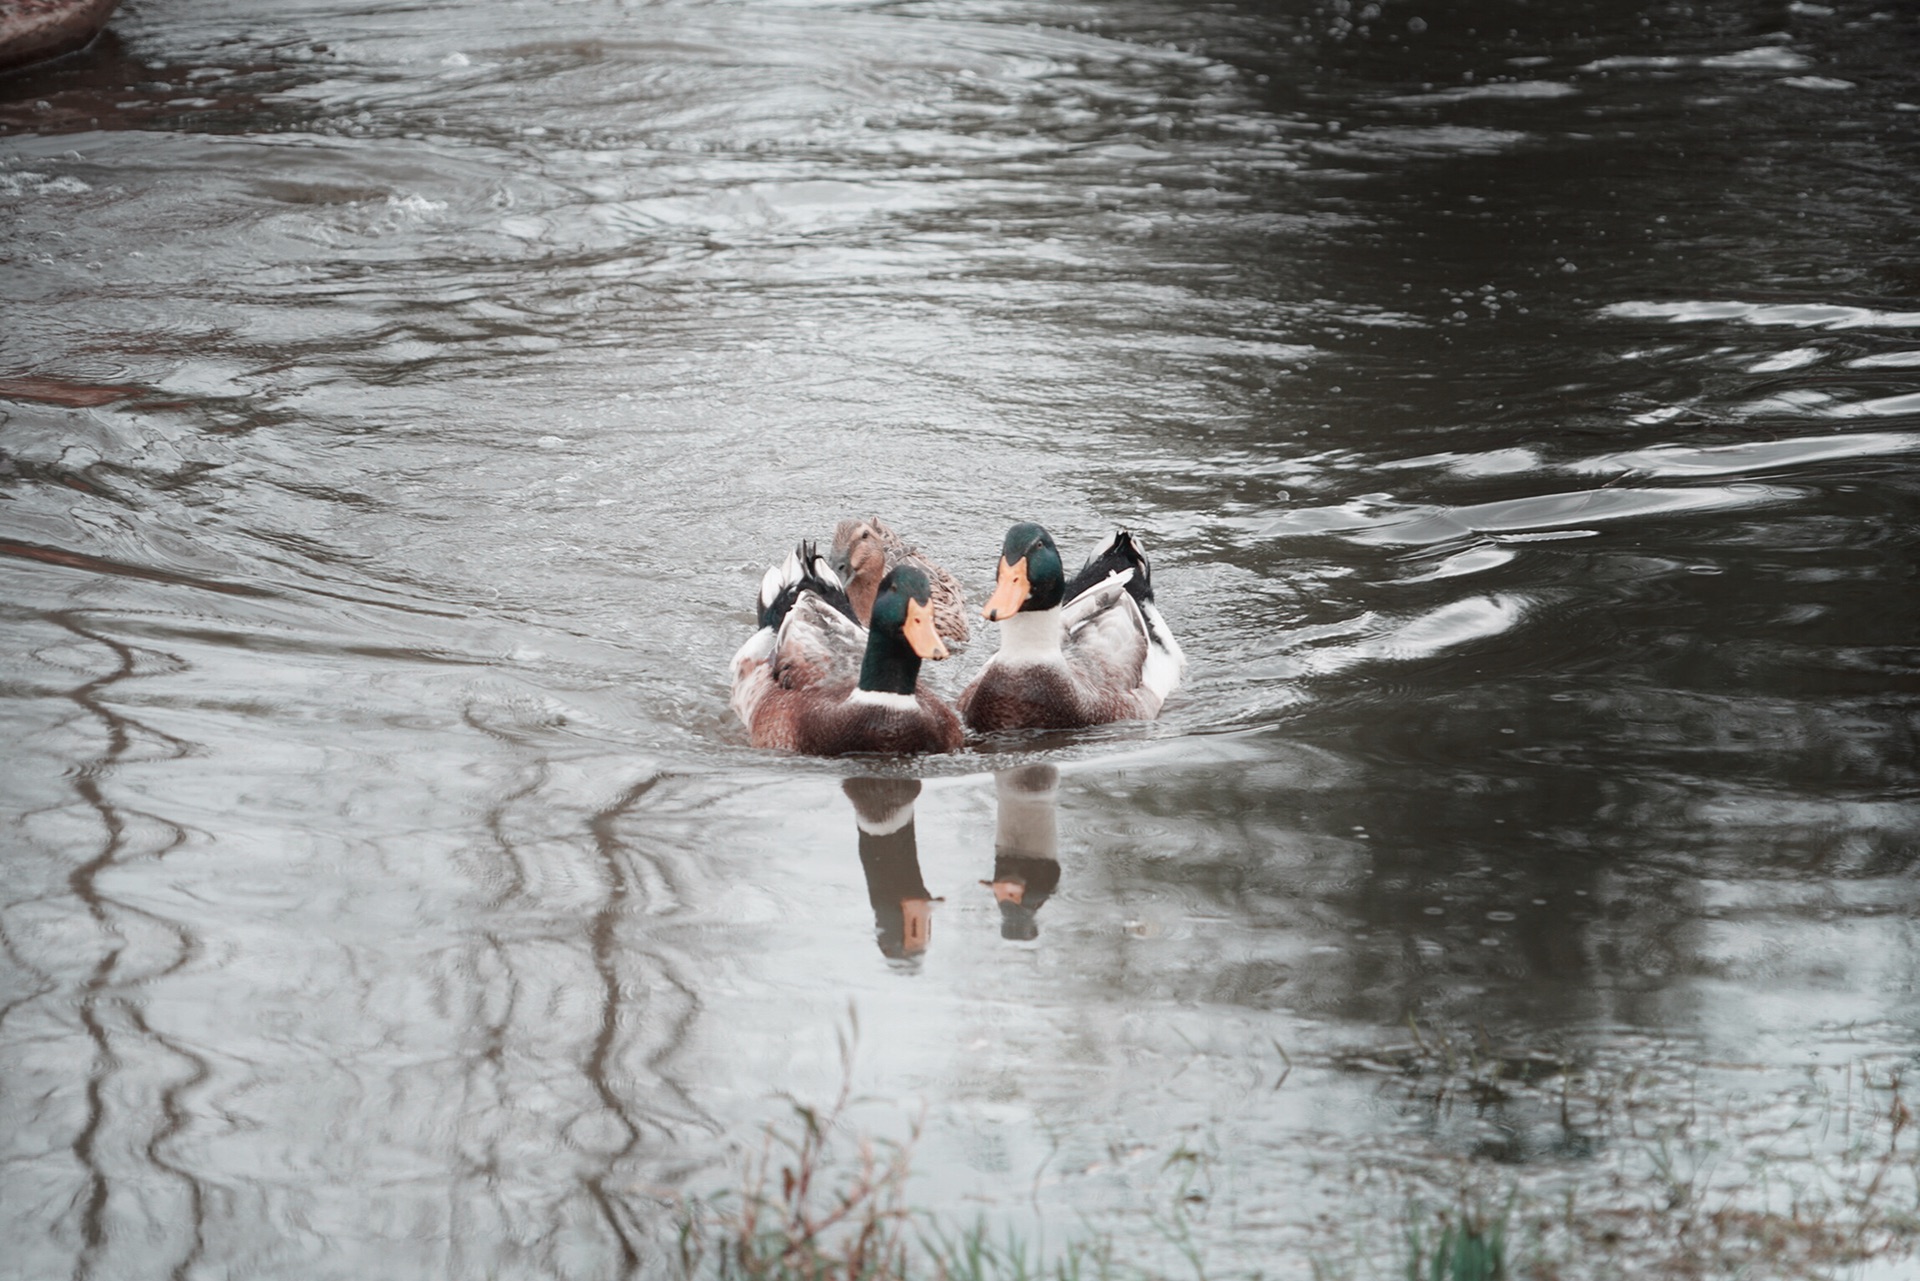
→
(847, 573, 879, 627)
(997, 607, 1065, 664)
(858, 628, 922, 697)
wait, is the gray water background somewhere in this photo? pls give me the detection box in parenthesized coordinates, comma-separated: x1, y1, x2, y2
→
(3, 0, 1919, 1276)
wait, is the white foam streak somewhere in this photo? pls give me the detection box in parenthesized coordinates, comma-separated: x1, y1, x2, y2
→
(1577, 432, 1920, 478)
(1604, 301, 1920, 330)
(1297, 596, 1529, 675)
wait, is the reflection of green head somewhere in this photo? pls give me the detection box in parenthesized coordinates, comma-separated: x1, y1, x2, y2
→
(1000, 523, 1064, 612)
(851, 788, 930, 965)
(991, 853, 1061, 942)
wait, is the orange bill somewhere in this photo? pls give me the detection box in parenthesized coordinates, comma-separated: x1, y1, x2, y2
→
(981, 556, 1030, 621)
(901, 898, 932, 954)
(903, 598, 949, 660)
(985, 879, 1026, 906)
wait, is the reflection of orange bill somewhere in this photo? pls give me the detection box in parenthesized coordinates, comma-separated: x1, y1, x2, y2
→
(903, 599, 948, 660)
(982, 556, 1030, 621)
(985, 879, 1025, 905)
(901, 898, 933, 953)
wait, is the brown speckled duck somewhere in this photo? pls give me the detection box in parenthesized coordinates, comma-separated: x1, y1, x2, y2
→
(958, 524, 1184, 733)
(730, 544, 964, 756)
(829, 517, 970, 647)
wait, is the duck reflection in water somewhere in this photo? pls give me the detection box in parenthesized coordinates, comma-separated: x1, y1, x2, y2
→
(842, 777, 936, 964)
(984, 765, 1062, 942)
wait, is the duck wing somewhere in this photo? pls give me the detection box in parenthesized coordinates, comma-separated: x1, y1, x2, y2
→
(1066, 530, 1184, 706)
(1061, 571, 1151, 692)
(1061, 562, 1184, 717)
(732, 589, 867, 741)
(732, 543, 863, 729)
(770, 590, 866, 691)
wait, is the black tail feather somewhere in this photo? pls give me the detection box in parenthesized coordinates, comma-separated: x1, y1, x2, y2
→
(758, 540, 860, 631)
(1065, 529, 1153, 607)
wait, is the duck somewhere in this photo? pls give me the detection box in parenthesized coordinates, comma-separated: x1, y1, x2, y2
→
(0, 0, 117, 72)
(957, 524, 1185, 732)
(829, 517, 971, 646)
(730, 543, 964, 756)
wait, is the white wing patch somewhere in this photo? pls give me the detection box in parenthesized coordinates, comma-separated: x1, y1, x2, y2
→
(1139, 601, 1185, 703)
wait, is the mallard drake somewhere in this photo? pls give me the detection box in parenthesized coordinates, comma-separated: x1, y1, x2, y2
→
(829, 517, 971, 646)
(957, 524, 1184, 732)
(730, 544, 964, 756)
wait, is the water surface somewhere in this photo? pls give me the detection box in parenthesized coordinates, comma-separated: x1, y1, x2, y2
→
(4, 0, 1919, 1276)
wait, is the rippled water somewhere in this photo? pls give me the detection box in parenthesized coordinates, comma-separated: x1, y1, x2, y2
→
(4, 0, 1919, 1276)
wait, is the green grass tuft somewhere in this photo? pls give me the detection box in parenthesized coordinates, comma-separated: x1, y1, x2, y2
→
(1403, 1198, 1508, 1281)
